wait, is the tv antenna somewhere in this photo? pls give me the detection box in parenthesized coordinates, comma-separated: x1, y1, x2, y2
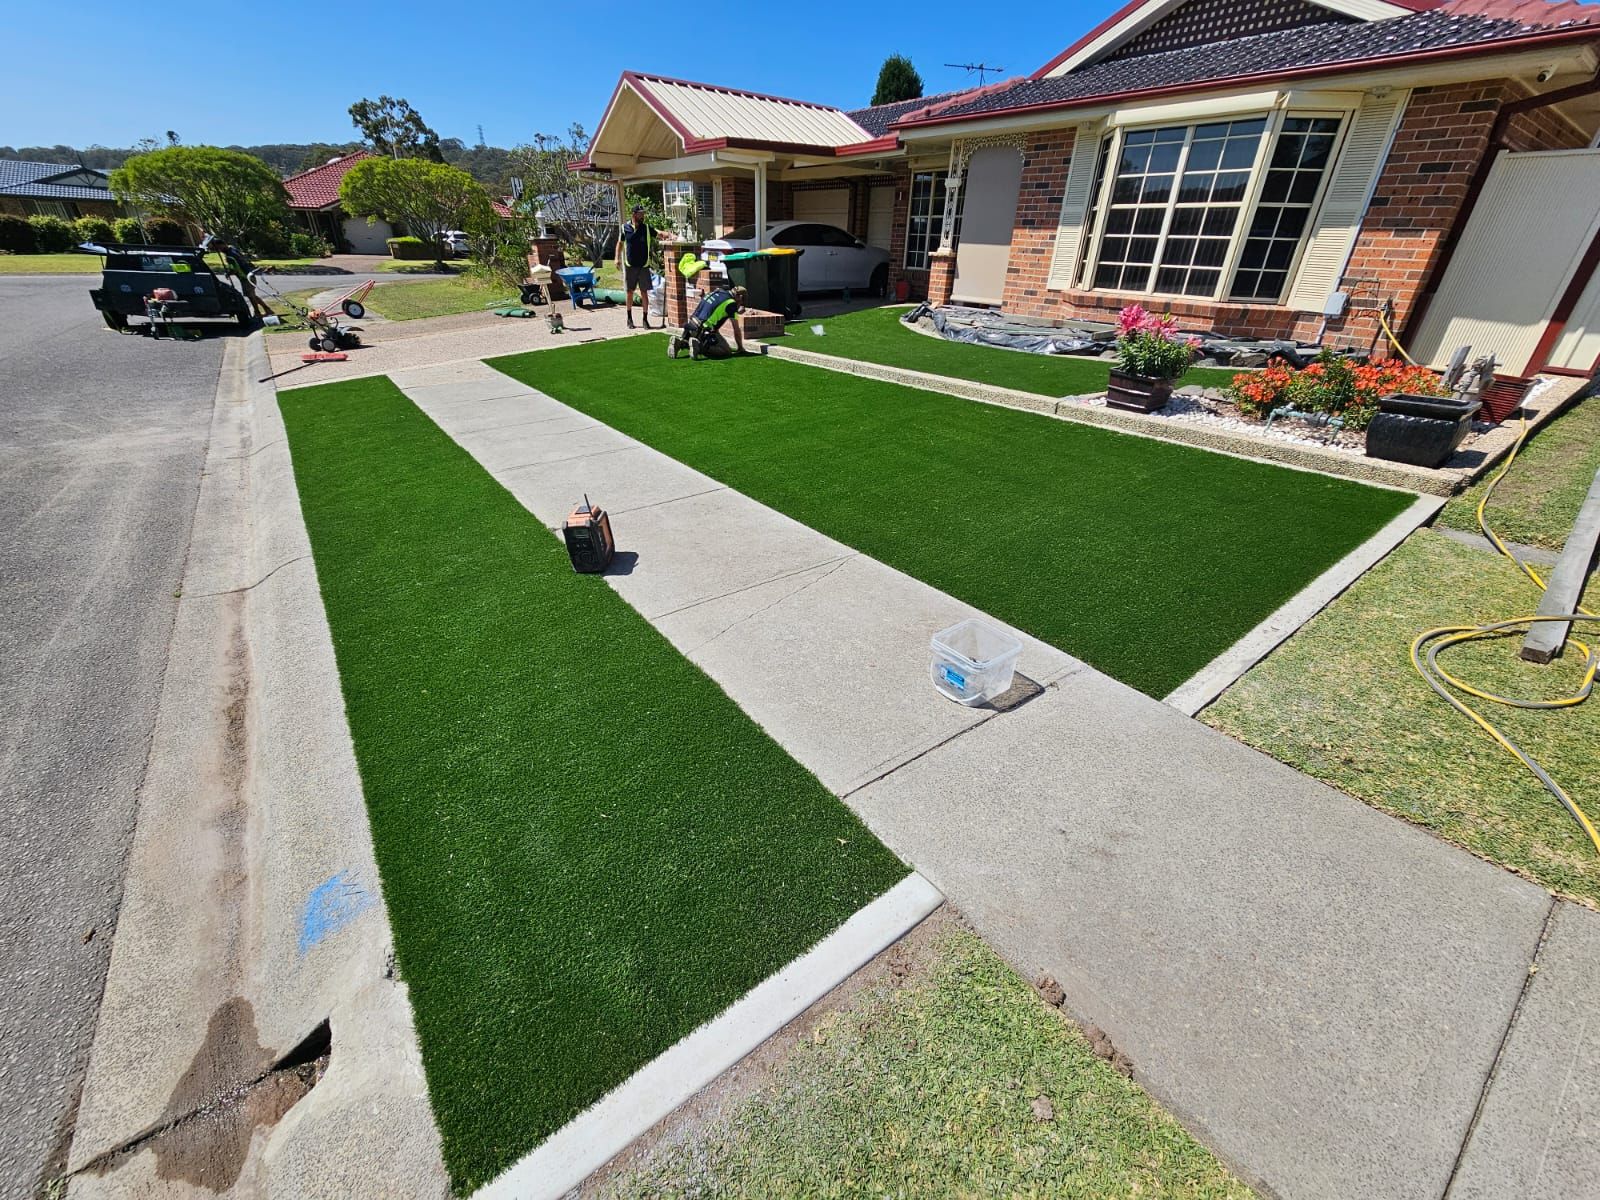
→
(946, 61, 1006, 86)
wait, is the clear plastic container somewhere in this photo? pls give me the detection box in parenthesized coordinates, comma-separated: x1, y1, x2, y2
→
(930, 619, 1022, 705)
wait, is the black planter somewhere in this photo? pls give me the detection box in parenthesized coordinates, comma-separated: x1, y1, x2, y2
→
(1365, 393, 1481, 469)
(1106, 369, 1174, 413)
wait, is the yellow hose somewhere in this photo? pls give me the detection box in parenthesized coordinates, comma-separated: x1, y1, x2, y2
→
(1377, 305, 1420, 366)
(1410, 405, 1600, 857)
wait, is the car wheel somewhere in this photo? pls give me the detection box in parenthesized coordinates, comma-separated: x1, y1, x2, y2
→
(342, 300, 365, 319)
(869, 265, 888, 298)
(102, 309, 129, 332)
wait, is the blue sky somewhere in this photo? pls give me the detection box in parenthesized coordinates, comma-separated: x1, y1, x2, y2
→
(1, 1, 1121, 149)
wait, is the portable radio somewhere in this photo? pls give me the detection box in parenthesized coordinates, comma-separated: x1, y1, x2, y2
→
(562, 495, 615, 573)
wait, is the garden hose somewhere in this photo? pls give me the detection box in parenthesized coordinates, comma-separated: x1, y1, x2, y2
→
(1409, 411, 1600, 857)
(1377, 304, 1420, 366)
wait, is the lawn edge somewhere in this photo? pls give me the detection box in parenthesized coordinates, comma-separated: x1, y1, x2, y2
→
(472, 871, 942, 1200)
(1166, 492, 1445, 715)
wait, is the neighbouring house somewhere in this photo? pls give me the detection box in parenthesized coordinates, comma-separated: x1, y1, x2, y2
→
(575, 0, 1600, 378)
(0, 160, 128, 220)
(282, 150, 398, 255)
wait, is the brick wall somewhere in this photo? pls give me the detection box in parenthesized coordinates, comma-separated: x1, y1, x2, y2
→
(989, 78, 1590, 352)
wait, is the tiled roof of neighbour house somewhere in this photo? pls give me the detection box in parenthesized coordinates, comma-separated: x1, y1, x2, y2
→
(282, 150, 373, 210)
(0, 159, 115, 201)
(847, 90, 974, 137)
(895, 3, 1600, 127)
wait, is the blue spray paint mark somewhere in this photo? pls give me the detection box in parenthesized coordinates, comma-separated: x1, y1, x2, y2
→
(298, 871, 374, 956)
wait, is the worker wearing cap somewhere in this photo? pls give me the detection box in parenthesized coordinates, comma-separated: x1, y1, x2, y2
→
(616, 205, 654, 329)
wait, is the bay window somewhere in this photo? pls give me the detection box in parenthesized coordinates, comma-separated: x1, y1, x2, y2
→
(1077, 110, 1345, 304)
(905, 171, 962, 271)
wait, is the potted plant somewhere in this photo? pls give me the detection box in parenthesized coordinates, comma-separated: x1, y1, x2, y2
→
(1106, 305, 1199, 412)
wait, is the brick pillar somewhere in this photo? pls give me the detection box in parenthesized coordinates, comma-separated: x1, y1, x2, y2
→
(659, 236, 707, 328)
(927, 249, 957, 307)
(528, 237, 568, 300)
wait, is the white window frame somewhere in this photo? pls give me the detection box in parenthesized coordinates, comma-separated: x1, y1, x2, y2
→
(904, 171, 962, 271)
(1078, 107, 1352, 305)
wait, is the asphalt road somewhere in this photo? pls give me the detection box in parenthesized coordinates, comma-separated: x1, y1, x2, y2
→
(0, 276, 225, 1197)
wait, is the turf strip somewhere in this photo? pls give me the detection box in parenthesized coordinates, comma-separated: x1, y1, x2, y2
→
(278, 376, 906, 1193)
(488, 337, 1411, 697)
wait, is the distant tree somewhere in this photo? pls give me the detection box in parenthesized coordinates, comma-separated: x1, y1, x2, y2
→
(349, 95, 443, 161)
(871, 54, 923, 106)
(109, 145, 289, 249)
(293, 142, 364, 174)
(339, 157, 487, 269)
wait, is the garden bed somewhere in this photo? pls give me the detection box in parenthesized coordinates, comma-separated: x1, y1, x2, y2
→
(278, 376, 906, 1192)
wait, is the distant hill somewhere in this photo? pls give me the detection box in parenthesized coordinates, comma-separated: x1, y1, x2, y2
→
(0, 140, 520, 187)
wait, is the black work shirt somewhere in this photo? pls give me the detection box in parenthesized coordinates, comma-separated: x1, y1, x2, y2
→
(620, 221, 650, 267)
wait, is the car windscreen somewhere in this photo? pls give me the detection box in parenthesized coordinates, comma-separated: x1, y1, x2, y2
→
(727, 225, 757, 240)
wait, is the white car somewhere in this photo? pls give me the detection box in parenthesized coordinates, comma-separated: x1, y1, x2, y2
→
(722, 221, 890, 295)
(439, 230, 470, 258)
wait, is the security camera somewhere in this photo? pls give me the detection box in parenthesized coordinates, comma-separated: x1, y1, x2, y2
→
(1536, 65, 1557, 83)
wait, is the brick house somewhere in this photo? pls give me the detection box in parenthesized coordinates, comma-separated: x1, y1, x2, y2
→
(0, 160, 127, 221)
(282, 150, 400, 255)
(575, 0, 1600, 376)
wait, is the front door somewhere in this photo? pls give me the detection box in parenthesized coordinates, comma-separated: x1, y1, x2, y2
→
(952, 146, 1024, 307)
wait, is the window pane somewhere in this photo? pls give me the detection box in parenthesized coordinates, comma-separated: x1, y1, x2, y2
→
(1228, 113, 1343, 303)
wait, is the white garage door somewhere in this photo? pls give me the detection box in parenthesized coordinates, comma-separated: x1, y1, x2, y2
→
(793, 187, 850, 232)
(867, 185, 894, 251)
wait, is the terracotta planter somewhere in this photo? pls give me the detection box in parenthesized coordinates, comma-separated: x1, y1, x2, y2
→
(1106, 369, 1174, 413)
(1478, 375, 1533, 424)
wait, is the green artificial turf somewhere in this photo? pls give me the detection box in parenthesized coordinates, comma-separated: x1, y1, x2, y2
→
(600, 924, 1255, 1199)
(278, 376, 906, 1193)
(1203, 530, 1600, 905)
(487, 338, 1411, 697)
(789, 305, 1238, 396)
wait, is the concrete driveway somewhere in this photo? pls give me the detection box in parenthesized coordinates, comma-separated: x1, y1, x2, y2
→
(0, 275, 226, 1196)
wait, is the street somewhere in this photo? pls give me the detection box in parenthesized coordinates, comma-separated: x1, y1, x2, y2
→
(0, 275, 225, 1197)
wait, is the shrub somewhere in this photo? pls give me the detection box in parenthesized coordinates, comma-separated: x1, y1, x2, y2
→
(74, 215, 115, 245)
(386, 235, 430, 260)
(1112, 304, 1198, 382)
(289, 230, 331, 258)
(112, 216, 145, 243)
(142, 216, 189, 245)
(28, 214, 76, 252)
(0, 214, 36, 254)
(1227, 351, 1449, 431)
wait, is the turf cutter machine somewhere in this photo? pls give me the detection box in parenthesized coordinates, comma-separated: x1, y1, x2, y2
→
(250, 271, 364, 353)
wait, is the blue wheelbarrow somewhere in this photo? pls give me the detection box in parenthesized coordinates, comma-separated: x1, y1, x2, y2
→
(555, 266, 597, 310)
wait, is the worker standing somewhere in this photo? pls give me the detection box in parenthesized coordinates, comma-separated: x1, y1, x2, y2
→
(616, 204, 654, 329)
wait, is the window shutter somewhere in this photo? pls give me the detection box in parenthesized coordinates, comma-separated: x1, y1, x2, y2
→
(1285, 90, 1408, 312)
(1047, 124, 1103, 290)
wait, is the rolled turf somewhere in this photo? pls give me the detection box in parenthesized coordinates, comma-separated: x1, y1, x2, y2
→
(488, 337, 1413, 697)
(277, 376, 906, 1193)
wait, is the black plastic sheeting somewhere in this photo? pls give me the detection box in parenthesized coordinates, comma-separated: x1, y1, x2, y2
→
(901, 304, 1366, 369)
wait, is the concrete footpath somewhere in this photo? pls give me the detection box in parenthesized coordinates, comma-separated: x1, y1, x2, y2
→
(385, 358, 1599, 1200)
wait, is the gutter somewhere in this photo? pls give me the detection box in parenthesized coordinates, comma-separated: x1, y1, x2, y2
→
(891, 23, 1600, 132)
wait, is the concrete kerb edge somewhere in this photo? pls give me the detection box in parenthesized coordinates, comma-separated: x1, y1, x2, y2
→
(1164, 491, 1446, 716)
(474, 871, 944, 1200)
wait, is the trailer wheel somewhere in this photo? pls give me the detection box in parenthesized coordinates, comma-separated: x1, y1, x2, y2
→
(342, 300, 365, 319)
(102, 309, 129, 332)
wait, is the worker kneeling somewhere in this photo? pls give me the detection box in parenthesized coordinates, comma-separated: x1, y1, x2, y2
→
(668, 284, 749, 360)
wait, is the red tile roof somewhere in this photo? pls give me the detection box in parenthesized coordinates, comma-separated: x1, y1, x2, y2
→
(283, 150, 373, 210)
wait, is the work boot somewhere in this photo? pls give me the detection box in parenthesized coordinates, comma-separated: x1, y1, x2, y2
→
(627, 313, 635, 329)
(641, 314, 652, 329)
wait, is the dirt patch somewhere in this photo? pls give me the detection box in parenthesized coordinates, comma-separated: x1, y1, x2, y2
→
(78, 1002, 330, 1191)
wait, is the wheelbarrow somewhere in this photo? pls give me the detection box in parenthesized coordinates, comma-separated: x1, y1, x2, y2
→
(555, 266, 597, 310)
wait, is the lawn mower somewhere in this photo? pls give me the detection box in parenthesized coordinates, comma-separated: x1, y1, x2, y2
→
(250, 270, 363, 353)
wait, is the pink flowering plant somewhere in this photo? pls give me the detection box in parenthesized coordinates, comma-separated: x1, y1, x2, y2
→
(1113, 304, 1200, 382)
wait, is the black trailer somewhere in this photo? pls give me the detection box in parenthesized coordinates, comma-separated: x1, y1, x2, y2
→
(84, 243, 254, 332)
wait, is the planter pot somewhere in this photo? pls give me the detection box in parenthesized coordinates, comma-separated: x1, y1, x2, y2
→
(1106, 369, 1174, 413)
(1478, 375, 1533, 424)
(1365, 393, 1481, 469)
